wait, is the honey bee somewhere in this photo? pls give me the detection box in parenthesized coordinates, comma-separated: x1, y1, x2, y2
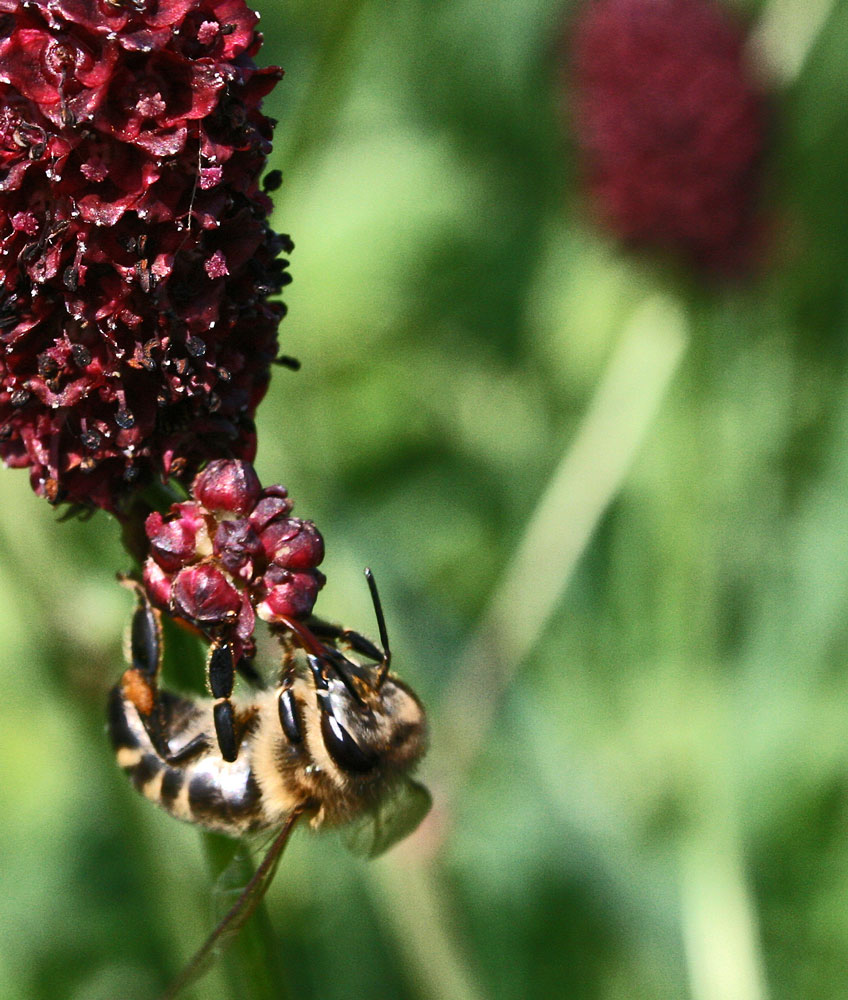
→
(109, 575, 429, 995)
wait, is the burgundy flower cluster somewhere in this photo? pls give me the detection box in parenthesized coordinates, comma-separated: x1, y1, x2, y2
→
(144, 459, 325, 660)
(569, 0, 767, 274)
(0, 0, 291, 511)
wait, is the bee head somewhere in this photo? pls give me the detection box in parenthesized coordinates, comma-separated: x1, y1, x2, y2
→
(306, 653, 427, 779)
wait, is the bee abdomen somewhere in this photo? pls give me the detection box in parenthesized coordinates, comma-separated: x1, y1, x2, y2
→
(108, 687, 167, 801)
(185, 765, 265, 834)
(109, 686, 267, 835)
(108, 685, 141, 759)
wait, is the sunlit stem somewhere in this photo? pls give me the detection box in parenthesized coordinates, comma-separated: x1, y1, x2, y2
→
(432, 294, 689, 809)
(748, 0, 837, 87)
(369, 294, 689, 1000)
(681, 830, 769, 1000)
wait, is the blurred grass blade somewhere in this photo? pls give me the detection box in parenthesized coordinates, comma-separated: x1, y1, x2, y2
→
(366, 296, 686, 1000)
(681, 832, 769, 1000)
(367, 858, 489, 1000)
(749, 0, 836, 86)
(432, 294, 689, 800)
(278, 0, 370, 170)
(161, 819, 302, 1000)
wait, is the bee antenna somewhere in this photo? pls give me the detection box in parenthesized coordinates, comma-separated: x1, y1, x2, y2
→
(364, 568, 391, 686)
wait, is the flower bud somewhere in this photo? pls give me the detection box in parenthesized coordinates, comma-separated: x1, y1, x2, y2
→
(146, 506, 205, 572)
(259, 518, 324, 570)
(568, 0, 768, 273)
(172, 564, 242, 625)
(193, 460, 262, 516)
(142, 460, 325, 647)
(256, 569, 324, 623)
(142, 558, 174, 610)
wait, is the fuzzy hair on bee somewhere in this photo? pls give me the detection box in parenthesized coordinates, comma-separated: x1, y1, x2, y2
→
(109, 578, 429, 844)
(110, 576, 431, 996)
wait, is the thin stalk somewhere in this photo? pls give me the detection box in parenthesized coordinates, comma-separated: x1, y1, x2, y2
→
(188, 832, 290, 1000)
(680, 822, 768, 1000)
(367, 294, 688, 1000)
(431, 293, 689, 811)
(749, 0, 837, 87)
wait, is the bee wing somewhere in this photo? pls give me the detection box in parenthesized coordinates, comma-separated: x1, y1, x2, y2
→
(343, 777, 432, 859)
(161, 809, 303, 1000)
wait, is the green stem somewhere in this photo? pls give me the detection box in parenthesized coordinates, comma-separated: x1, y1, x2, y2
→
(367, 296, 688, 1000)
(194, 832, 290, 1000)
(749, 0, 837, 87)
(431, 293, 689, 810)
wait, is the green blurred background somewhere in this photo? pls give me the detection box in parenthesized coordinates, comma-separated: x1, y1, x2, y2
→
(2, 0, 848, 997)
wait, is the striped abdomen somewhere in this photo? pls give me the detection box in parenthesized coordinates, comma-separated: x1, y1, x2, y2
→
(107, 686, 268, 836)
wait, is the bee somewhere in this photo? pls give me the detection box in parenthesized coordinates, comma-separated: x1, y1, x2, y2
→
(109, 574, 429, 996)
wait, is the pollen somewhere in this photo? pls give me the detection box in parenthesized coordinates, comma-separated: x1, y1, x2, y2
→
(121, 668, 155, 717)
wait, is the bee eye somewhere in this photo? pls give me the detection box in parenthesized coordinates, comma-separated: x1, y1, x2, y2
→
(320, 712, 378, 774)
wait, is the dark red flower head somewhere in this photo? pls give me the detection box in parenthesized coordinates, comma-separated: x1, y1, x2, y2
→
(0, 0, 291, 511)
(143, 459, 325, 661)
(568, 0, 768, 274)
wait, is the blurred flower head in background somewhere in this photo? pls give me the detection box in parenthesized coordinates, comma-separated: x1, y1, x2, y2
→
(568, 0, 768, 275)
(0, 0, 290, 512)
(144, 458, 325, 661)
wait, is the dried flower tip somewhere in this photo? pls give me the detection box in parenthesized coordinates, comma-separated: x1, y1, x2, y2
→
(213, 517, 264, 578)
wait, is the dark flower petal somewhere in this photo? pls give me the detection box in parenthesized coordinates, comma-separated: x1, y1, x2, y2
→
(0, 0, 289, 511)
(172, 563, 242, 624)
(213, 516, 263, 577)
(248, 492, 293, 532)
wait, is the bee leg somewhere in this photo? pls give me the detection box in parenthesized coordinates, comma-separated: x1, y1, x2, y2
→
(208, 640, 239, 762)
(276, 649, 303, 745)
(310, 568, 392, 688)
(120, 586, 174, 762)
(164, 733, 210, 765)
(276, 617, 370, 704)
(128, 580, 163, 683)
(307, 619, 385, 664)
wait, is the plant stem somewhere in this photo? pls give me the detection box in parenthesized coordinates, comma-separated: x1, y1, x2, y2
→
(195, 832, 291, 1000)
(749, 0, 837, 86)
(367, 294, 688, 1000)
(431, 293, 689, 812)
